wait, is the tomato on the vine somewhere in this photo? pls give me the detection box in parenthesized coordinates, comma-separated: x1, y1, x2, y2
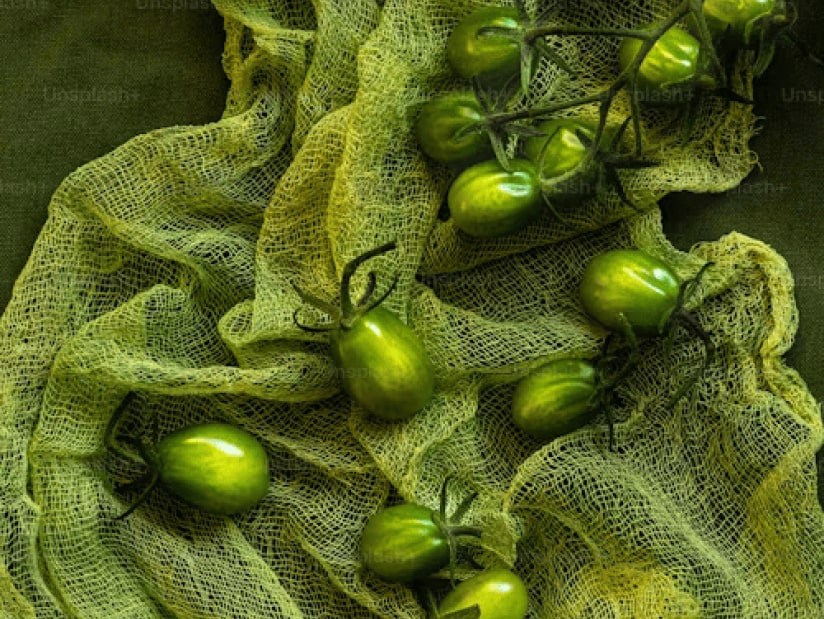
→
(447, 7, 524, 86)
(701, 0, 785, 46)
(512, 358, 599, 442)
(416, 92, 493, 168)
(619, 26, 716, 104)
(437, 568, 529, 619)
(448, 158, 542, 238)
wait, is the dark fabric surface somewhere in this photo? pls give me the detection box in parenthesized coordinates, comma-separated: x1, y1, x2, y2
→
(1, 2, 821, 496)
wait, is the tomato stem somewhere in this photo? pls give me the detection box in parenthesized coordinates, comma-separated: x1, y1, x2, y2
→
(104, 392, 143, 463)
(525, 25, 653, 42)
(339, 241, 397, 326)
(447, 525, 484, 538)
(486, 0, 722, 160)
(113, 469, 160, 521)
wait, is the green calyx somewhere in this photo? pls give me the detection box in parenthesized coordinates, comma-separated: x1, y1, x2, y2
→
(432, 477, 483, 585)
(292, 241, 399, 332)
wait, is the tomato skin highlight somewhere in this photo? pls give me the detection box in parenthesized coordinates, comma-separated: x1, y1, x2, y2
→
(448, 158, 542, 238)
(155, 423, 269, 515)
(619, 27, 713, 104)
(447, 7, 523, 86)
(579, 249, 680, 337)
(330, 306, 435, 421)
(360, 503, 449, 582)
(438, 568, 529, 619)
(512, 359, 598, 441)
(416, 92, 493, 168)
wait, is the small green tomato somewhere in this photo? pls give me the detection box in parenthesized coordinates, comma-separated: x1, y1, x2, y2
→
(293, 242, 435, 421)
(437, 568, 529, 619)
(154, 423, 269, 515)
(619, 26, 716, 105)
(415, 92, 493, 168)
(360, 503, 450, 583)
(579, 249, 680, 337)
(512, 359, 599, 442)
(447, 7, 524, 86)
(448, 158, 542, 238)
(106, 397, 271, 520)
(702, 0, 785, 46)
(330, 305, 435, 421)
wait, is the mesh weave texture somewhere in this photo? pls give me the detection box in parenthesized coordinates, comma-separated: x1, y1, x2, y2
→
(1, 1, 822, 618)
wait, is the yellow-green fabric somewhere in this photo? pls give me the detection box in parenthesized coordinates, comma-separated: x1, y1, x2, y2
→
(1, 1, 822, 618)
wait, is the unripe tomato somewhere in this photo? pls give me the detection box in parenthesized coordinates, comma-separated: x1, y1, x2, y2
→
(448, 159, 542, 238)
(437, 568, 529, 619)
(619, 26, 715, 104)
(702, 0, 783, 46)
(447, 7, 523, 86)
(330, 306, 435, 421)
(523, 118, 595, 180)
(512, 359, 598, 441)
(360, 504, 450, 583)
(155, 423, 269, 515)
(579, 249, 680, 337)
(416, 92, 493, 168)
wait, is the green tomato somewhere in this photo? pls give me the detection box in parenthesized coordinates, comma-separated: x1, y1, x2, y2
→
(438, 569, 529, 619)
(448, 158, 542, 238)
(330, 305, 435, 421)
(522, 118, 613, 202)
(155, 423, 269, 515)
(512, 359, 598, 442)
(619, 26, 715, 105)
(360, 503, 450, 582)
(447, 7, 523, 86)
(523, 118, 595, 180)
(416, 92, 493, 168)
(702, 0, 783, 46)
(579, 249, 680, 337)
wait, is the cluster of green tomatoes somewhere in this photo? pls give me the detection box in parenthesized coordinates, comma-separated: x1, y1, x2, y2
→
(102, 1, 794, 616)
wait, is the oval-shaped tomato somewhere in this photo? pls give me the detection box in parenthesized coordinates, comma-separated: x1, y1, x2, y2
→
(416, 92, 493, 168)
(331, 305, 435, 421)
(438, 568, 529, 619)
(512, 358, 598, 442)
(701, 0, 783, 46)
(523, 118, 595, 180)
(619, 26, 715, 105)
(579, 249, 680, 337)
(447, 7, 523, 86)
(360, 503, 450, 583)
(155, 423, 269, 515)
(448, 158, 542, 238)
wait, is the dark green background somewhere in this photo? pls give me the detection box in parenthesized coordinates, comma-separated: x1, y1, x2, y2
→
(0, 2, 821, 493)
